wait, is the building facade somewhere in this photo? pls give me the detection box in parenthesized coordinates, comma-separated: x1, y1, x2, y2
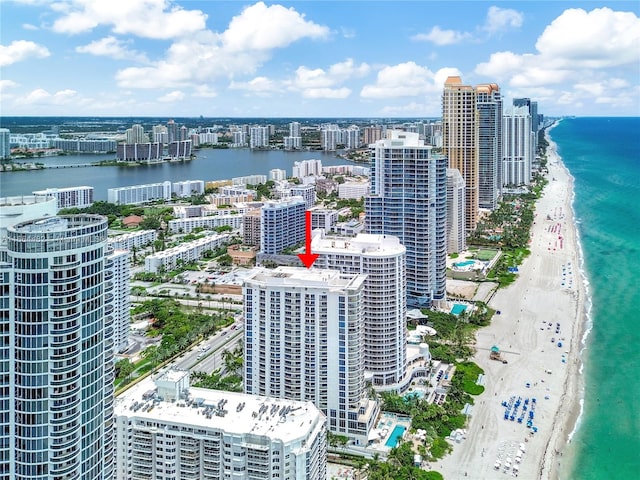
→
(365, 131, 447, 308)
(475, 83, 503, 211)
(172, 180, 205, 198)
(243, 267, 378, 444)
(32, 186, 94, 211)
(144, 234, 230, 273)
(115, 371, 326, 480)
(260, 198, 306, 255)
(503, 106, 534, 187)
(442, 76, 478, 231)
(108, 181, 172, 205)
(0, 128, 10, 159)
(2, 215, 115, 479)
(446, 168, 467, 254)
(313, 233, 407, 386)
(107, 249, 131, 353)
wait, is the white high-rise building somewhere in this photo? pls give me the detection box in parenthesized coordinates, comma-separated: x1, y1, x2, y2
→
(284, 121, 302, 150)
(446, 168, 467, 254)
(243, 267, 379, 444)
(289, 121, 301, 137)
(249, 126, 269, 148)
(313, 232, 407, 386)
(0, 128, 10, 159)
(108, 181, 172, 205)
(125, 124, 146, 144)
(321, 125, 340, 151)
(260, 197, 306, 254)
(289, 184, 316, 210)
(366, 131, 448, 308)
(343, 125, 360, 149)
(32, 185, 94, 211)
(269, 168, 287, 181)
(115, 371, 327, 480)
(503, 106, 534, 186)
(107, 249, 131, 353)
(292, 159, 322, 179)
(2, 215, 115, 479)
(172, 180, 205, 198)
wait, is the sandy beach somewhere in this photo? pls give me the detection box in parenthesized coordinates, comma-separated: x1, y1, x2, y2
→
(437, 130, 586, 479)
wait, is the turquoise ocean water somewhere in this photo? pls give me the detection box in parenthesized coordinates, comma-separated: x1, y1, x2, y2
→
(551, 117, 640, 479)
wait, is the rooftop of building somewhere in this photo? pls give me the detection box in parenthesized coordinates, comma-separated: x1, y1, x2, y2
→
(115, 371, 324, 442)
(312, 232, 405, 256)
(245, 266, 366, 291)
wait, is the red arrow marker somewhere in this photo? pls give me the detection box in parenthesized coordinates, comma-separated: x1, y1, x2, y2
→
(297, 210, 319, 269)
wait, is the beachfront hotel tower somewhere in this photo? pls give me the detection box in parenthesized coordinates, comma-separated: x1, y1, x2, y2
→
(2, 215, 115, 479)
(475, 83, 503, 211)
(365, 131, 448, 308)
(243, 267, 379, 445)
(503, 106, 535, 187)
(312, 232, 407, 387)
(442, 76, 478, 231)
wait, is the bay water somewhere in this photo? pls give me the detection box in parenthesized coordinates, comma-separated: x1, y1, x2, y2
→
(0, 148, 353, 200)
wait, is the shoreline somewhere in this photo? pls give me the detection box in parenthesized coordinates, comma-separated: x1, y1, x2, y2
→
(437, 123, 588, 480)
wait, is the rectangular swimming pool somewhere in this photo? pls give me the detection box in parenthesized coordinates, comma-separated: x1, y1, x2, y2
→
(451, 304, 468, 315)
(385, 425, 406, 448)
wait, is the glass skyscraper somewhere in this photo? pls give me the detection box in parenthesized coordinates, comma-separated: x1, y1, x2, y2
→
(365, 131, 447, 308)
(2, 215, 114, 479)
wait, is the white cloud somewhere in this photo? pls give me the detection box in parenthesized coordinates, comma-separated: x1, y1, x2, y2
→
(301, 87, 351, 99)
(193, 85, 218, 98)
(475, 7, 640, 96)
(51, 0, 208, 39)
(380, 102, 429, 115)
(115, 3, 330, 90)
(20, 88, 78, 105)
(158, 90, 185, 102)
(535, 7, 640, 69)
(0, 80, 20, 93)
(412, 26, 471, 46)
(483, 6, 523, 34)
(285, 59, 367, 99)
(229, 77, 278, 93)
(76, 36, 148, 62)
(221, 2, 329, 51)
(360, 62, 461, 99)
(22, 23, 38, 30)
(0, 40, 50, 66)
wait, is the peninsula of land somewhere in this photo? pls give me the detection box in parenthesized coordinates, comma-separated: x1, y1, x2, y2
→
(437, 125, 585, 479)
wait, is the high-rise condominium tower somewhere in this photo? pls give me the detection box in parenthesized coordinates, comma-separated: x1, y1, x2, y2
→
(503, 106, 534, 187)
(476, 83, 503, 210)
(313, 232, 407, 387)
(442, 76, 478, 231)
(243, 267, 378, 444)
(2, 215, 115, 479)
(446, 168, 467, 254)
(365, 131, 447, 308)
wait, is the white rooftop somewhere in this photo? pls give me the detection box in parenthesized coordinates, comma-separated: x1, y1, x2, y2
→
(115, 374, 323, 443)
(312, 232, 405, 256)
(245, 266, 366, 290)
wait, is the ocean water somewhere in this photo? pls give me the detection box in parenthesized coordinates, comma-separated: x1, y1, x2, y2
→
(551, 117, 640, 479)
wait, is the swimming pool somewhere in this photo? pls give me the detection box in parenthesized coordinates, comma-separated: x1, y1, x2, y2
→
(454, 260, 475, 267)
(451, 304, 468, 315)
(385, 425, 406, 448)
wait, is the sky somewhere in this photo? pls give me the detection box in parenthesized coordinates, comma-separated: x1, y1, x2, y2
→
(1, 0, 639, 118)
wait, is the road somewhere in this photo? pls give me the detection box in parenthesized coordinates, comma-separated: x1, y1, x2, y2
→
(130, 295, 243, 312)
(172, 323, 244, 374)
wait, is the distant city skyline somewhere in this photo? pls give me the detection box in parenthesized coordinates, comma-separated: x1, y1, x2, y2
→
(1, 1, 638, 117)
